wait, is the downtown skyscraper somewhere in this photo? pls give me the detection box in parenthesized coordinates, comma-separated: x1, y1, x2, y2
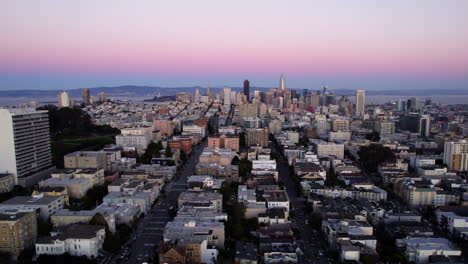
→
(355, 90, 365, 116)
(243, 80, 250, 102)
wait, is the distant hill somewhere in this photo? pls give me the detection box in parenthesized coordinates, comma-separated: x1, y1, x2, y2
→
(0, 85, 467, 97)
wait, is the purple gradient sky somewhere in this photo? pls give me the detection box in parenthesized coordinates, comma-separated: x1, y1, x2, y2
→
(1, 0, 468, 90)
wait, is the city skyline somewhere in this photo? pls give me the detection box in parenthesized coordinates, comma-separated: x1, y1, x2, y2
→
(2, 0, 468, 90)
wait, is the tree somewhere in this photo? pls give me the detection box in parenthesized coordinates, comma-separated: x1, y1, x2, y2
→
(83, 184, 109, 209)
(231, 156, 240, 166)
(365, 131, 380, 142)
(239, 132, 246, 148)
(142, 141, 161, 163)
(165, 145, 173, 158)
(358, 144, 396, 173)
(89, 213, 108, 227)
(180, 149, 187, 162)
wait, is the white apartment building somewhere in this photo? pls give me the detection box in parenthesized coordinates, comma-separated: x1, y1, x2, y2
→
(312, 140, 344, 159)
(115, 134, 150, 153)
(183, 124, 206, 138)
(328, 131, 351, 141)
(35, 224, 106, 258)
(252, 160, 277, 170)
(396, 237, 462, 263)
(0, 108, 53, 186)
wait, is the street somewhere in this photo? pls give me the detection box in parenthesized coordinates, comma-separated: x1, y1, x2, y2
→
(273, 143, 334, 264)
(114, 138, 207, 264)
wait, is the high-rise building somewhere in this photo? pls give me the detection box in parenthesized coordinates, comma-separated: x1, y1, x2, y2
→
(419, 114, 431, 138)
(355, 90, 365, 116)
(443, 140, 468, 172)
(98, 92, 106, 102)
(239, 103, 259, 118)
(243, 80, 250, 102)
(57, 91, 70, 107)
(407, 97, 419, 112)
(194, 88, 200, 103)
(279, 74, 286, 90)
(223, 88, 231, 106)
(0, 108, 53, 186)
(313, 115, 328, 135)
(81, 88, 91, 105)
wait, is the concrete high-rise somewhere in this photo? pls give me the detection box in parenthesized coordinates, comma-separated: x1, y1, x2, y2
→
(223, 88, 231, 106)
(444, 140, 468, 172)
(57, 91, 70, 107)
(243, 80, 250, 102)
(0, 108, 53, 186)
(98, 92, 106, 102)
(194, 88, 200, 103)
(355, 90, 365, 116)
(81, 88, 91, 105)
(419, 114, 431, 138)
(279, 74, 286, 90)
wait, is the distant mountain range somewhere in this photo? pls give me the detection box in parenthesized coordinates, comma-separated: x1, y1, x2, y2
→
(0, 85, 467, 97)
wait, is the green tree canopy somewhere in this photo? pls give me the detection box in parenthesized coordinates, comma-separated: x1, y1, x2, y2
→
(358, 144, 396, 173)
(165, 145, 173, 158)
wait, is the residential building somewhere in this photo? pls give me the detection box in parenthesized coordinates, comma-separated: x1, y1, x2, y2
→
(239, 104, 258, 118)
(195, 162, 239, 182)
(245, 128, 269, 147)
(64, 151, 107, 170)
(35, 224, 106, 258)
(178, 191, 223, 213)
(444, 140, 468, 172)
(199, 147, 237, 166)
(0, 210, 37, 258)
(0, 173, 14, 193)
(311, 140, 344, 159)
(396, 237, 461, 263)
(207, 134, 240, 152)
(153, 119, 175, 137)
(0, 193, 65, 221)
(0, 108, 54, 186)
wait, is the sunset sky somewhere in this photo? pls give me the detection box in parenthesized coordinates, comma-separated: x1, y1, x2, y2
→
(1, 0, 468, 90)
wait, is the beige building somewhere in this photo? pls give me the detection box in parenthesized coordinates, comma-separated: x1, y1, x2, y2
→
(0, 174, 14, 193)
(394, 178, 437, 206)
(0, 210, 37, 258)
(196, 162, 239, 182)
(331, 119, 350, 132)
(39, 169, 105, 199)
(444, 140, 468, 172)
(246, 128, 269, 147)
(153, 120, 175, 137)
(239, 103, 259, 118)
(207, 134, 240, 152)
(199, 147, 237, 166)
(64, 152, 107, 170)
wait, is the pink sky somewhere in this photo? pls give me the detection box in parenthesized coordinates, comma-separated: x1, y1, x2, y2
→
(1, 0, 468, 89)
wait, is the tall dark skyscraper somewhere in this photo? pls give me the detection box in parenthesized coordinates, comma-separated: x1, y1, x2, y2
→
(243, 80, 250, 102)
